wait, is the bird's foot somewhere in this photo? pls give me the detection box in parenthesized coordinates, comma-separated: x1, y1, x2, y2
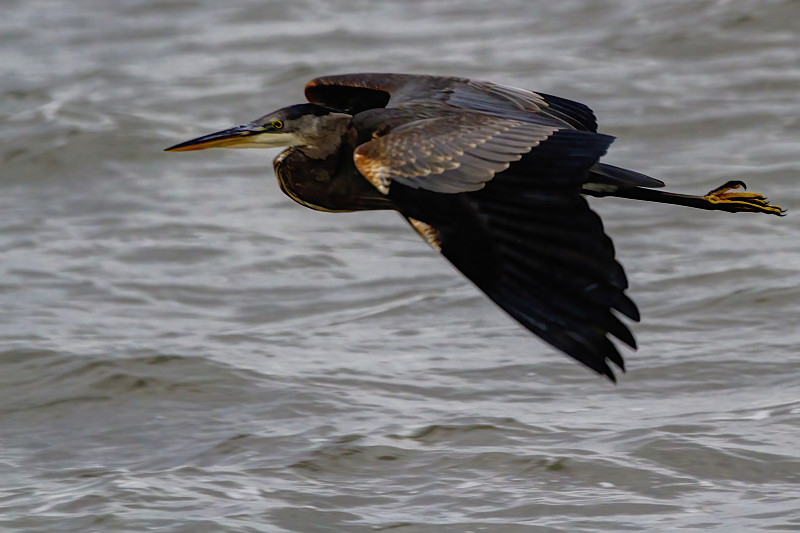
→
(703, 180, 785, 216)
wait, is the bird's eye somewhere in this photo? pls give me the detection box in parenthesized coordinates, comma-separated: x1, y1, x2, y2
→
(272, 120, 284, 130)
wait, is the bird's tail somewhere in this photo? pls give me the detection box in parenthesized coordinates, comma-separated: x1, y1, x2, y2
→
(584, 180, 785, 216)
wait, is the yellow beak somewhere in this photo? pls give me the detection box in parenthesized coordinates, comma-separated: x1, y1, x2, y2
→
(164, 124, 264, 152)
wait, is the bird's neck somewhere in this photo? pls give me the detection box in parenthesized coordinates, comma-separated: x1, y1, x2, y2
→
(296, 113, 354, 160)
(297, 142, 340, 160)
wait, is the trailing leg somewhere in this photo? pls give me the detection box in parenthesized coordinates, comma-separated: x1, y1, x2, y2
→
(584, 178, 784, 216)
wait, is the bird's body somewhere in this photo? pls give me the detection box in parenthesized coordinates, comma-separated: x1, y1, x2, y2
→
(166, 73, 783, 381)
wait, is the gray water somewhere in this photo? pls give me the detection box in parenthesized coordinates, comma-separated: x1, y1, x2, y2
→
(2, 1, 799, 531)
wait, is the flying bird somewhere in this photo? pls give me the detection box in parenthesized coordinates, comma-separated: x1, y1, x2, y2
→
(166, 73, 783, 381)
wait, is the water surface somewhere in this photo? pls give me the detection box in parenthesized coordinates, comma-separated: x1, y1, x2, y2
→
(1, 1, 799, 531)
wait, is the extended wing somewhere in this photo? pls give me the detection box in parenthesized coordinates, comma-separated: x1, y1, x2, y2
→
(305, 72, 598, 131)
(360, 124, 638, 380)
(309, 73, 639, 379)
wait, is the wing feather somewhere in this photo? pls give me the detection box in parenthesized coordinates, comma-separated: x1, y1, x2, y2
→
(354, 111, 558, 194)
(383, 130, 635, 380)
(305, 73, 597, 130)
(306, 73, 635, 379)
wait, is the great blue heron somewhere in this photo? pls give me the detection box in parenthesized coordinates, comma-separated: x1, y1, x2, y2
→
(166, 73, 782, 381)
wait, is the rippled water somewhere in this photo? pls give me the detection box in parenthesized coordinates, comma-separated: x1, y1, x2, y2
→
(2, 1, 799, 531)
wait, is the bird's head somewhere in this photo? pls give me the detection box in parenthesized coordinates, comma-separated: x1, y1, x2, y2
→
(165, 103, 352, 157)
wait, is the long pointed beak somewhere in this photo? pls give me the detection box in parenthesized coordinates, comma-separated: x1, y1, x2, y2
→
(164, 124, 265, 152)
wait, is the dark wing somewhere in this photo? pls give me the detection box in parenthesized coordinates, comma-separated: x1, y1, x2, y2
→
(364, 128, 639, 380)
(305, 73, 597, 131)
(354, 110, 559, 194)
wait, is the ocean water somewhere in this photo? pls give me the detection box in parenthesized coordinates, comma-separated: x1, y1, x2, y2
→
(1, 1, 799, 531)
